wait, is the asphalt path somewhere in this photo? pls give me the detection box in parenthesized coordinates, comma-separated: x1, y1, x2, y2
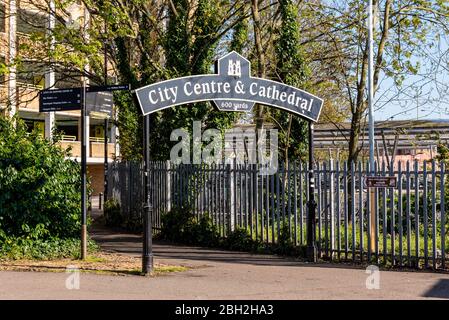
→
(1, 221, 449, 300)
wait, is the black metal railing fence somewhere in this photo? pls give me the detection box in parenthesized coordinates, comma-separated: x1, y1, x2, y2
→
(107, 160, 448, 270)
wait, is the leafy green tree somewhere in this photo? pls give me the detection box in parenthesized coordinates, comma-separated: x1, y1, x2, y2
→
(271, 0, 310, 163)
(149, 0, 240, 160)
(5, 0, 447, 165)
(229, 8, 249, 54)
(325, 0, 449, 163)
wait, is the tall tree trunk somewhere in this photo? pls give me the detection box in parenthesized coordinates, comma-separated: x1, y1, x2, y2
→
(283, 114, 293, 189)
(347, 0, 391, 165)
(252, 0, 266, 162)
(348, 107, 364, 165)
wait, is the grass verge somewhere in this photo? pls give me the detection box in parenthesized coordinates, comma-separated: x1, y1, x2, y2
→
(0, 251, 190, 276)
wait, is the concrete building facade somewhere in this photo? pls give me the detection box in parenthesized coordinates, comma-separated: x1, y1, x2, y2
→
(0, 0, 119, 195)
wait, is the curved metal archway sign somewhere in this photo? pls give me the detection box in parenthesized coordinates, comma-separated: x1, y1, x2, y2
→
(135, 51, 324, 122)
(136, 51, 324, 274)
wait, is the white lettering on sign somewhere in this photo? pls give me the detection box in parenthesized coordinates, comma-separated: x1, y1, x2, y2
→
(184, 81, 234, 97)
(249, 83, 313, 112)
(223, 82, 231, 93)
(148, 86, 178, 104)
(135, 51, 324, 120)
(147, 80, 315, 113)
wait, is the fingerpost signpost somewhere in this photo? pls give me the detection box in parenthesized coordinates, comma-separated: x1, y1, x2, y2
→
(39, 84, 129, 260)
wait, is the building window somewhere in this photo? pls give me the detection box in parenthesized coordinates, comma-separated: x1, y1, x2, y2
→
(17, 61, 45, 88)
(0, 2, 5, 33)
(56, 120, 79, 141)
(23, 119, 45, 136)
(17, 9, 47, 35)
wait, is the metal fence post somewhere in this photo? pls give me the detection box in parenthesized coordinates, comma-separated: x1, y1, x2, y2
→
(329, 159, 335, 258)
(166, 160, 171, 213)
(307, 121, 317, 262)
(228, 162, 235, 233)
(441, 162, 446, 269)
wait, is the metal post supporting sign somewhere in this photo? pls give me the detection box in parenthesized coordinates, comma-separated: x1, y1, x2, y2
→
(81, 83, 87, 259)
(142, 115, 154, 274)
(39, 84, 129, 261)
(307, 121, 317, 262)
(104, 118, 108, 205)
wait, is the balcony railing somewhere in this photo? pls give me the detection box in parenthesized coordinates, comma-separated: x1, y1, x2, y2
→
(61, 136, 110, 143)
(61, 135, 77, 141)
(90, 137, 109, 143)
(58, 140, 115, 159)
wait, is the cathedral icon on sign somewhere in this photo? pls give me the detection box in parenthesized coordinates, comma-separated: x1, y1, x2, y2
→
(227, 59, 242, 77)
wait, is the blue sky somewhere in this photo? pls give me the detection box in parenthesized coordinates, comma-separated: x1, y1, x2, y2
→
(319, 0, 449, 122)
(374, 34, 449, 121)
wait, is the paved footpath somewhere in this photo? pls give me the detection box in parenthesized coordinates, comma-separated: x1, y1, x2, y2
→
(1, 220, 449, 299)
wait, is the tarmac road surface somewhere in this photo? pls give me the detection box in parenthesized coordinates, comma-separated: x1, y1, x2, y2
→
(1, 213, 449, 300)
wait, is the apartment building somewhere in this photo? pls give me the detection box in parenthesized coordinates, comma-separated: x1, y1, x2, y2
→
(0, 0, 119, 195)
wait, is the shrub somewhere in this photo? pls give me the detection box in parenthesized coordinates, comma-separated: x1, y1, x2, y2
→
(159, 206, 193, 243)
(123, 208, 143, 232)
(222, 228, 256, 251)
(104, 199, 123, 227)
(158, 207, 220, 246)
(191, 213, 220, 247)
(158, 207, 307, 258)
(0, 117, 85, 239)
(0, 236, 99, 260)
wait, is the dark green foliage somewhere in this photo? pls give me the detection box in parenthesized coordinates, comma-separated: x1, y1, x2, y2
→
(158, 207, 306, 258)
(144, 0, 240, 161)
(102, 196, 142, 231)
(108, 0, 242, 160)
(159, 207, 219, 246)
(378, 190, 449, 239)
(0, 116, 98, 260)
(0, 117, 83, 239)
(164, 0, 191, 76)
(229, 15, 248, 54)
(114, 91, 142, 161)
(102, 0, 244, 162)
(123, 211, 143, 233)
(191, 213, 220, 247)
(276, 0, 309, 88)
(222, 228, 257, 251)
(273, 219, 306, 256)
(436, 143, 449, 165)
(271, 0, 310, 162)
(159, 206, 194, 243)
(277, 219, 294, 251)
(103, 198, 122, 227)
(0, 232, 99, 260)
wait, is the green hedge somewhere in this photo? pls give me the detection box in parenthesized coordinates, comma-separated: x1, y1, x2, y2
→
(0, 117, 85, 239)
(157, 207, 306, 257)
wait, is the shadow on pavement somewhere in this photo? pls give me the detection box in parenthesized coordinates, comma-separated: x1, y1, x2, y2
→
(422, 279, 449, 299)
(90, 219, 449, 274)
(90, 222, 365, 269)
